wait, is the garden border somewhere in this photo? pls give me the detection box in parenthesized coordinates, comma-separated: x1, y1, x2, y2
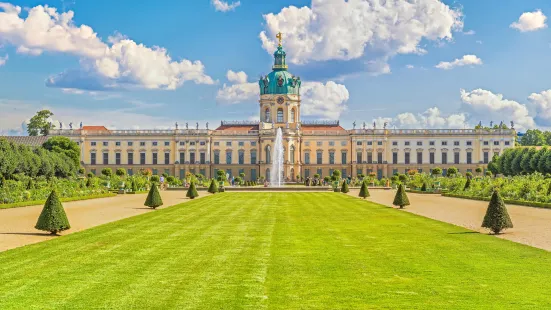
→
(442, 193, 551, 209)
(0, 193, 117, 210)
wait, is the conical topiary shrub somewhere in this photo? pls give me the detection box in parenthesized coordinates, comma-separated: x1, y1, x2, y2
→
(132, 179, 138, 192)
(547, 182, 551, 196)
(482, 190, 513, 234)
(359, 181, 370, 199)
(187, 181, 199, 199)
(144, 183, 163, 209)
(393, 184, 410, 209)
(208, 179, 218, 194)
(341, 180, 349, 193)
(463, 178, 471, 191)
(35, 190, 71, 235)
(421, 182, 427, 192)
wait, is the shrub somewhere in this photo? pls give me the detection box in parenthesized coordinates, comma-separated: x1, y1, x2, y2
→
(485, 171, 492, 177)
(78, 167, 85, 174)
(35, 190, 71, 234)
(208, 179, 218, 194)
(398, 174, 408, 183)
(86, 178, 92, 188)
(466, 172, 473, 179)
(314, 174, 320, 179)
(393, 184, 410, 209)
(186, 182, 199, 199)
(341, 180, 349, 193)
(101, 168, 112, 177)
(144, 184, 163, 209)
(162, 173, 169, 178)
(87, 172, 94, 178)
(323, 176, 331, 183)
(482, 190, 513, 234)
(475, 167, 483, 174)
(431, 167, 442, 176)
(464, 178, 471, 191)
(116, 168, 126, 177)
(447, 167, 458, 177)
(421, 182, 427, 192)
(150, 175, 160, 183)
(166, 176, 175, 184)
(234, 176, 242, 185)
(132, 178, 138, 192)
(359, 181, 370, 199)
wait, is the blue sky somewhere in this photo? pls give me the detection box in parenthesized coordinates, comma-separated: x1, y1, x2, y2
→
(1, 0, 551, 134)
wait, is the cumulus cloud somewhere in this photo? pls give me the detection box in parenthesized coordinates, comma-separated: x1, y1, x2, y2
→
(371, 107, 468, 129)
(216, 70, 258, 104)
(259, 0, 463, 68)
(0, 54, 7, 66)
(435, 54, 482, 70)
(0, 3, 214, 91)
(528, 89, 551, 126)
(405, 64, 414, 69)
(212, 0, 241, 12)
(510, 10, 547, 32)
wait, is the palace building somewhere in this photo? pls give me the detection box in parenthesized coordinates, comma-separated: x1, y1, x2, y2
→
(49, 37, 516, 181)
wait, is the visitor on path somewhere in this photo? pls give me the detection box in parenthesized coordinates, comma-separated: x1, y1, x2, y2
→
(159, 175, 165, 190)
(231, 176, 235, 186)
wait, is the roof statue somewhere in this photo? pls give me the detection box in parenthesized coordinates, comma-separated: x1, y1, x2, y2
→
(276, 32, 283, 47)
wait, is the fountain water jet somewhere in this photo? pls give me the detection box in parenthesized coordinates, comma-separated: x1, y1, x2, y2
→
(270, 127, 284, 187)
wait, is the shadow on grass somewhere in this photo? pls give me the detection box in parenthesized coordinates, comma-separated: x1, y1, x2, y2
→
(1, 232, 53, 237)
(131, 207, 155, 210)
(448, 231, 479, 235)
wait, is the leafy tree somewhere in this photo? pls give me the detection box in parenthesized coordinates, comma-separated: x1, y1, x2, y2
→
(520, 129, 546, 146)
(358, 181, 370, 199)
(144, 184, 163, 209)
(431, 167, 442, 177)
(27, 110, 54, 136)
(166, 176, 175, 184)
(150, 175, 160, 183)
(341, 180, 349, 193)
(393, 184, 410, 209)
(538, 148, 549, 173)
(35, 190, 70, 234)
(511, 148, 528, 175)
(101, 168, 112, 177)
(398, 174, 408, 183)
(464, 178, 471, 191)
(116, 168, 126, 177)
(485, 171, 492, 177)
(323, 176, 331, 183)
(217, 169, 226, 182)
(487, 155, 500, 176)
(42, 136, 80, 168)
(447, 167, 458, 177)
(332, 170, 342, 181)
(530, 147, 546, 172)
(465, 172, 473, 179)
(482, 190, 513, 234)
(520, 148, 537, 174)
(475, 167, 483, 174)
(186, 182, 199, 199)
(132, 178, 138, 192)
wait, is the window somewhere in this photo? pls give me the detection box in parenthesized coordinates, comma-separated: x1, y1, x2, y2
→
(405, 141, 410, 146)
(305, 152, 310, 164)
(392, 141, 398, 146)
(127, 169, 133, 176)
(442, 152, 448, 164)
(103, 152, 109, 165)
(152, 152, 158, 165)
(277, 108, 284, 123)
(200, 152, 206, 164)
(483, 141, 489, 146)
(251, 151, 257, 164)
(91, 169, 96, 175)
(265, 108, 271, 122)
(179, 152, 185, 163)
(226, 142, 232, 147)
(190, 142, 196, 146)
(115, 152, 121, 165)
(316, 141, 322, 147)
(430, 152, 435, 164)
(329, 141, 335, 146)
(238, 150, 244, 164)
(214, 152, 220, 164)
(367, 152, 373, 164)
(493, 141, 499, 146)
(466, 141, 472, 146)
(417, 152, 423, 164)
(164, 152, 170, 165)
(417, 141, 422, 146)
(317, 168, 322, 176)
(140, 153, 146, 165)
(251, 169, 257, 180)
(152, 142, 158, 146)
(153, 169, 158, 175)
(266, 146, 271, 163)
(128, 152, 134, 165)
(115, 141, 121, 146)
(164, 169, 170, 176)
(356, 141, 362, 146)
(356, 152, 363, 163)
(291, 109, 296, 122)
(405, 152, 410, 165)
(103, 142, 108, 146)
(140, 142, 146, 147)
(164, 141, 170, 146)
(251, 141, 257, 146)
(466, 152, 472, 164)
(367, 141, 373, 146)
(304, 141, 310, 146)
(213, 142, 218, 146)
(290, 146, 295, 163)
(190, 152, 196, 164)
(429, 141, 435, 146)
(454, 141, 460, 146)
(377, 141, 383, 146)
(341, 141, 347, 146)
(128, 141, 133, 146)
(442, 141, 448, 146)
(305, 169, 310, 178)
(454, 152, 460, 164)
(238, 142, 245, 147)
(341, 152, 347, 164)
(342, 168, 347, 178)
(329, 152, 335, 164)
(200, 141, 206, 146)
(91, 141, 97, 146)
(357, 168, 363, 176)
(484, 152, 489, 164)
(317, 151, 323, 164)
(392, 152, 398, 164)
(505, 141, 510, 146)
(90, 152, 96, 165)
(377, 152, 382, 163)
(226, 151, 232, 164)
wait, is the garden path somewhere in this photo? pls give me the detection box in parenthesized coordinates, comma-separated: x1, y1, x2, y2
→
(348, 189, 551, 251)
(0, 191, 210, 252)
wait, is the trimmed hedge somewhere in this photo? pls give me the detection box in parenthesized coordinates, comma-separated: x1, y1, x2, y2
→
(442, 193, 551, 209)
(406, 189, 441, 195)
(0, 192, 117, 209)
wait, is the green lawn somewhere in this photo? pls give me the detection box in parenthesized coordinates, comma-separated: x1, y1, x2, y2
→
(1, 193, 551, 309)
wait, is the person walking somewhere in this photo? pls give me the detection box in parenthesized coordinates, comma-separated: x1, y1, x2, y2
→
(159, 175, 165, 190)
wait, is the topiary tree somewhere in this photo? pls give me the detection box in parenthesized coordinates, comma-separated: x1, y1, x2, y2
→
(78, 167, 85, 174)
(447, 167, 458, 177)
(393, 184, 410, 209)
(359, 181, 370, 199)
(234, 176, 242, 185)
(547, 182, 551, 196)
(101, 168, 112, 177)
(144, 184, 163, 209)
(465, 171, 473, 179)
(431, 167, 442, 177)
(116, 168, 126, 177)
(132, 178, 138, 192)
(187, 181, 199, 199)
(421, 182, 427, 192)
(464, 178, 471, 190)
(341, 179, 349, 193)
(35, 190, 71, 235)
(208, 179, 218, 194)
(485, 171, 492, 177)
(150, 175, 160, 183)
(475, 167, 483, 174)
(86, 177, 93, 188)
(482, 190, 513, 234)
(87, 172, 94, 178)
(398, 174, 408, 183)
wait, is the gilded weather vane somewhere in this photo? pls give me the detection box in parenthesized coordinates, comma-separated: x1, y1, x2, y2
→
(276, 32, 283, 47)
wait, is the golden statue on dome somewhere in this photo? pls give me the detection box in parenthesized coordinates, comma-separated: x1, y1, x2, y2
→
(276, 32, 282, 47)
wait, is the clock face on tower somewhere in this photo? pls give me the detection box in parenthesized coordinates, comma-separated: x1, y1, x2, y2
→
(277, 96, 284, 104)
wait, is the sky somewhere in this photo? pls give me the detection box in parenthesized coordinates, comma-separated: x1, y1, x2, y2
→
(1, 0, 551, 135)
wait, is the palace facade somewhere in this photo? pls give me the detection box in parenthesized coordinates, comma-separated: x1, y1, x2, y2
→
(49, 41, 516, 180)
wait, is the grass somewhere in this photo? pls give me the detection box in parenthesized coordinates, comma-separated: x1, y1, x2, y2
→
(0, 192, 117, 209)
(1, 193, 551, 309)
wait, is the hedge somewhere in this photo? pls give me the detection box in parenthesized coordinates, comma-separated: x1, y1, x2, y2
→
(406, 189, 441, 195)
(0, 192, 117, 209)
(442, 193, 551, 209)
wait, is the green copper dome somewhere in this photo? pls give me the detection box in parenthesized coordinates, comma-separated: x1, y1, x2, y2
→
(259, 45, 301, 95)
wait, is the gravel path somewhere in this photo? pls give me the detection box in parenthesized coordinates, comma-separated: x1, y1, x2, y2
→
(348, 189, 551, 251)
(0, 191, 210, 252)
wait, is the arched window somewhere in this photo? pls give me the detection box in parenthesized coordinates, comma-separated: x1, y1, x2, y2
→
(277, 108, 284, 123)
(265, 108, 271, 122)
(290, 108, 296, 123)
(290, 145, 295, 163)
(265, 145, 271, 164)
(266, 168, 271, 181)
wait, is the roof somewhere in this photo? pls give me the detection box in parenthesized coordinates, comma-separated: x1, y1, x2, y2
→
(81, 126, 109, 131)
(215, 125, 259, 132)
(0, 136, 49, 147)
(301, 125, 346, 131)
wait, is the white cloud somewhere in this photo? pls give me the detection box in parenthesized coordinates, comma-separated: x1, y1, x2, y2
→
(0, 54, 7, 66)
(226, 70, 248, 84)
(259, 0, 463, 67)
(405, 64, 414, 69)
(374, 107, 468, 129)
(435, 54, 482, 70)
(212, 0, 240, 12)
(0, 3, 214, 90)
(216, 70, 258, 104)
(462, 30, 476, 35)
(460, 88, 536, 130)
(510, 10, 547, 32)
(528, 89, 551, 126)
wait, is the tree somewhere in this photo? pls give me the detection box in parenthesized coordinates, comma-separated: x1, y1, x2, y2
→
(42, 136, 80, 168)
(27, 110, 54, 136)
(86, 177, 92, 188)
(431, 167, 442, 177)
(393, 184, 410, 209)
(150, 175, 160, 183)
(132, 178, 138, 192)
(234, 176, 242, 185)
(447, 167, 458, 177)
(101, 168, 112, 177)
(35, 190, 71, 235)
(547, 182, 551, 196)
(144, 184, 163, 209)
(358, 181, 370, 199)
(421, 182, 427, 192)
(485, 171, 492, 177)
(520, 148, 537, 174)
(465, 172, 473, 179)
(464, 178, 471, 190)
(208, 179, 218, 194)
(239, 172, 246, 180)
(341, 180, 349, 193)
(481, 190, 513, 234)
(520, 129, 546, 146)
(116, 168, 126, 177)
(475, 167, 483, 174)
(332, 170, 342, 181)
(186, 182, 199, 199)
(398, 174, 408, 183)
(217, 169, 226, 182)
(530, 147, 547, 172)
(487, 155, 500, 176)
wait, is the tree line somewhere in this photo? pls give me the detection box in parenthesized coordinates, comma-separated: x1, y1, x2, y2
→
(487, 147, 550, 176)
(518, 129, 551, 146)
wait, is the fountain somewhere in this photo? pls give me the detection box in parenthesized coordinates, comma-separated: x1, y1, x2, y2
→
(270, 127, 284, 187)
